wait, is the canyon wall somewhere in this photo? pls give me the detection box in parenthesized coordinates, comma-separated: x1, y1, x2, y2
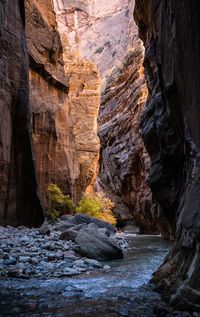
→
(26, 0, 101, 209)
(134, 0, 200, 310)
(98, 45, 159, 231)
(53, 0, 136, 77)
(53, 0, 159, 230)
(0, 0, 44, 227)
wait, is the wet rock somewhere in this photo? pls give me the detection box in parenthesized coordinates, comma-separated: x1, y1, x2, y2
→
(62, 267, 79, 276)
(38, 224, 50, 235)
(75, 227, 123, 260)
(103, 265, 111, 270)
(73, 259, 86, 268)
(47, 254, 57, 262)
(70, 224, 88, 232)
(121, 225, 140, 234)
(71, 214, 116, 234)
(56, 250, 64, 260)
(54, 223, 74, 232)
(59, 230, 78, 242)
(59, 215, 74, 222)
(98, 228, 110, 237)
(4, 257, 17, 265)
(19, 256, 32, 263)
(84, 259, 103, 268)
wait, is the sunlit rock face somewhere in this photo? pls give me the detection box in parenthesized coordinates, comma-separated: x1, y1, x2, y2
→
(0, 1, 44, 227)
(26, 0, 101, 209)
(53, 0, 135, 77)
(134, 0, 200, 310)
(53, 0, 159, 231)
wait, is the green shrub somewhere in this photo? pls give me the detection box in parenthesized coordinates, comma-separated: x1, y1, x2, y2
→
(48, 183, 74, 217)
(76, 192, 116, 225)
(50, 209, 60, 223)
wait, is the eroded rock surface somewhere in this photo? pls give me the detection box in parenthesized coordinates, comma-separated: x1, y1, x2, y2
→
(134, 0, 200, 310)
(53, 0, 136, 77)
(26, 0, 101, 208)
(0, 1, 44, 226)
(75, 227, 124, 260)
(98, 43, 159, 233)
(53, 0, 159, 230)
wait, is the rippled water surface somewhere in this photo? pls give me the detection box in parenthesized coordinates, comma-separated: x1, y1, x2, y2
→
(0, 235, 171, 317)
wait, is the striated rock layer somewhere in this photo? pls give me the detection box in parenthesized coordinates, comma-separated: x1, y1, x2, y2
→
(26, 0, 101, 209)
(0, 0, 44, 226)
(53, 0, 159, 230)
(134, 0, 200, 310)
(53, 0, 136, 77)
(98, 47, 159, 232)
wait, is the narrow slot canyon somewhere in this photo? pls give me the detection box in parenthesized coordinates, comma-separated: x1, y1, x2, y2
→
(0, 1, 200, 316)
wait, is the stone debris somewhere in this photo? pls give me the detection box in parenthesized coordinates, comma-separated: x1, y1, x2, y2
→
(0, 215, 128, 279)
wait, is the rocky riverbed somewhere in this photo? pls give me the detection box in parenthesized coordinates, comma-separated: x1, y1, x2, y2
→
(1, 234, 199, 317)
(0, 214, 127, 279)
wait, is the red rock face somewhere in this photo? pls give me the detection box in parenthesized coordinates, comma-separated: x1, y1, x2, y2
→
(134, 0, 200, 310)
(26, 0, 101, 209)
(0, 1, 44, 227)
(98, 47, 159, 232)
(53, 0, 159, 230)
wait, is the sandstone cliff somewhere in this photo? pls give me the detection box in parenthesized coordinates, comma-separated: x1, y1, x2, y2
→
(134, 0, 200, 310)
(53, 0, 136, 77)
(53, 0, 157, 230)
(0, 0, 44, 227)
(98, 47, 159, 232)
(26, 0, 101, 209)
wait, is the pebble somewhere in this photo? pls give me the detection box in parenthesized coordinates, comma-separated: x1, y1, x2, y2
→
(18, 256, 31, 263)
(103, 265, 111, 270)
(0, 223, 120, 279)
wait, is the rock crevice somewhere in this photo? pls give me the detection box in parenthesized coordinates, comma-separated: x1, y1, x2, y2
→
(134, 0, 200, 310)
(0, 0, 44, 227)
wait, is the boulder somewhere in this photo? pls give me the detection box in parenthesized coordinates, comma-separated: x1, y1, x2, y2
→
(38, 224, 50, 235)
(75, 227, 123, 260)
(121, 225, 140, 234)
(59, 229, 78, 242)
(70, 224, 87, 232)
(70, 214, 116, 234)
(59, 215, 74, 222)
(54, 222, 74, 232)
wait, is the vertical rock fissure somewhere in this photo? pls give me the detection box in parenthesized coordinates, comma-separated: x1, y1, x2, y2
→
(134, 0, 200, 310)
(0, 0, 44, 227)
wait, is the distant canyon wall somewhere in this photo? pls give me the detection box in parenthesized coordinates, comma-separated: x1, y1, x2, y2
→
(134, 0, 200, 310)
(53, 0, 159, 230)
(53, 0, 136, 77)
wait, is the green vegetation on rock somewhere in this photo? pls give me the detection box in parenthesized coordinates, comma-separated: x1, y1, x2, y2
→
(76, 192, 116, 225)
(47, 183, 116, 225)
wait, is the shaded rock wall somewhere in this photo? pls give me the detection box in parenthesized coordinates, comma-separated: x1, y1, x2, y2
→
(134, 0, 200, 310)
(26, 0, 101, 209)
(98, 47, 159, 232)
(0, 0, 44, 227)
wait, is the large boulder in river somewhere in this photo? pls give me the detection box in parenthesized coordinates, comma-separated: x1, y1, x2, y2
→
(69, 214, 116, 234)
(75, 227, 123, 260)
(59, 229, 78, 242)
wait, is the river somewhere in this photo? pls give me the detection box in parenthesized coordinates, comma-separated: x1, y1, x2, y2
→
(0, 235, 171, 317)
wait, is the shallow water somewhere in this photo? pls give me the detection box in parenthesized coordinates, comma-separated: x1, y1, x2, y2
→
(0, 235, 171, 317)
